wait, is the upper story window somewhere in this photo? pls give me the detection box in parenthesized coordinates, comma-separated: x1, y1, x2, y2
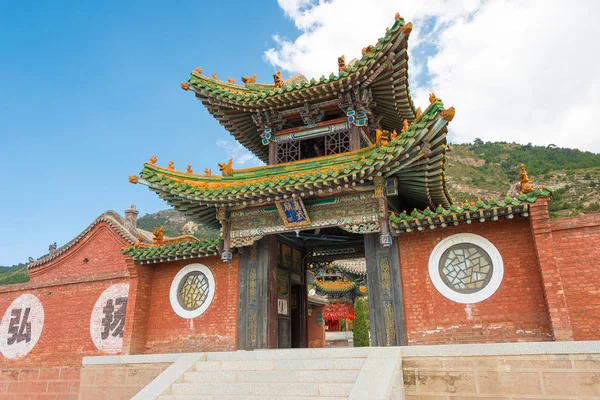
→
(275, 129, 352, 164)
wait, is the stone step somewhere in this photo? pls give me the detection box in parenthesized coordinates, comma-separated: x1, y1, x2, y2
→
(205, 347, 369, 361)
(159, 396, 347, 400)
(184, 369, 360, 383)
(169, 382, 354, 397)
(194, 357, 365, 371)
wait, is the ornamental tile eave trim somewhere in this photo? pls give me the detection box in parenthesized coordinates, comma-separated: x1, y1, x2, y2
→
(121, 238, 221, 264)
(28, 211, 153, 270)
(134, 101, 451, 211)
(389, 190, 552, 234)
(185, 17, 410, 105)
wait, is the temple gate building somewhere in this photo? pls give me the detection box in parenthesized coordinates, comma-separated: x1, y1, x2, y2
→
(0, 13, 599, 399)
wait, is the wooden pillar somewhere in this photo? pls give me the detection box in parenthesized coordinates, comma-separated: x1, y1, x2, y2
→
(349, 126, 361, 151)
(269, 142, 277, 165)
(237, 238, 272, 350)
(364, 233, 406, 346)
(121, 259, 154, 354)
(529, 198, 574, 341)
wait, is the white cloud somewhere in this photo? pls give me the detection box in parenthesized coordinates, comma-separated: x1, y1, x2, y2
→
(265, 0, 600, 152)
(216, 139, 263, 167)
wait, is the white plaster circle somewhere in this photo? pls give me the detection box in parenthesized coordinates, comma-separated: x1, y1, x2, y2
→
(0, 294, 44, 360)
(170, 263, 216, 319)
(90, 283, 130, 354)
(428, 233, 504, 304)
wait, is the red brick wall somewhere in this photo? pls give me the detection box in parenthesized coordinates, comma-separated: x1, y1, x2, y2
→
(140, 256, 240, 353)
(550, 214, 600, 340)
(399, 217, 552, 345)
(29, 222, 131, 283)
(0, 223, 132, 399)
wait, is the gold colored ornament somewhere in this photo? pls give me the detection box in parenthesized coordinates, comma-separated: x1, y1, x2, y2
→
(186, 165, 193, 174)
(242, 74, 257, 86)
(227, 77, 235, 84)
(128, 175, 138, 184)
(211, 72, 217, 80)
(401, 119, 409, 132)
(204, 168, 212, 176)
(395, 12, 403, 20)
(180, 82, 189, 91)
(415, 107, 423, 119)
(338, 55, 346, 72)
(152, 226, 165, 246)
(194, 67, 203, 75)
(441, 106, 456, 121)
(429, 93, 440, 103)
(149, 156, 158, 165)
(168, 161, 175, 170)
(519, 164, 534, 194)
(218, 158, 234, 177)
(400, 22, 412, 36)
(273, 70, 283, 88)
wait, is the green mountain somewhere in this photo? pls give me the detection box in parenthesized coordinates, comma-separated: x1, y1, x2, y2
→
(2, 141, 599, 285)
(0, 263, 30, 285)
(445, 140, 600, 218)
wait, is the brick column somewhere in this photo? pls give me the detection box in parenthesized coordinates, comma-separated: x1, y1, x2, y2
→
(122, 259, 154, 354)
(529, 197, 574, 341)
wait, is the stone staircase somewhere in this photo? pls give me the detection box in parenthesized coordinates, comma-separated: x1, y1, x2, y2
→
(136, 347, 403, 399)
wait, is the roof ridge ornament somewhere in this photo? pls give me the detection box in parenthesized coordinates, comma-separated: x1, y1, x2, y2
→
(273, 70, 283, 88)
(429, 93, 441, 103)
(180, 82, 189, 91)
(400, 22, 413, 36)
(338, 55, 346, 72)
(149, 156, 158, 165)
(218, 158, 234, 177)
(519, 164, 534, 194)
(441, 107, 456, 121)
(242, 74, 257, 86)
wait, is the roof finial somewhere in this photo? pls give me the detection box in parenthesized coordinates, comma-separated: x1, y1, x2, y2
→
(227, 77, 235, 84)
(441, 106, 456, 121)
(149, 156, 158, 165)
(180, 82, 189, 91)
(211, 72, 217, 80)
(400, 22, 413, 35)
(273, 71, 283, 88)
(242, 74, 257, 86)
(128, 175, 139, 184)
(395, 12, 403, 21)
(204, 168, 212, 176)
(338, 55, 346, 72)
(152, 226, 165, 246)
(218, 158, 234, 177)
(193, 67, 203, 75)
(429, 93, 441, 103)
(519, 164, 534, 194)
(186, 165, 193, 174)
(168, 161, 175, 171)
(401, 119, 409, 132)
(415, 107, 423, 119)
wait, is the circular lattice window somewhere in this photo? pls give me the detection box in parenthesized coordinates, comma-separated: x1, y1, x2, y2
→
(429, 233, 503, 304)
(170, 264, 215, 318)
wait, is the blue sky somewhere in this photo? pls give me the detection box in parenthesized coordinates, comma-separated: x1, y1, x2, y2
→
(0, 1, 297, 265)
